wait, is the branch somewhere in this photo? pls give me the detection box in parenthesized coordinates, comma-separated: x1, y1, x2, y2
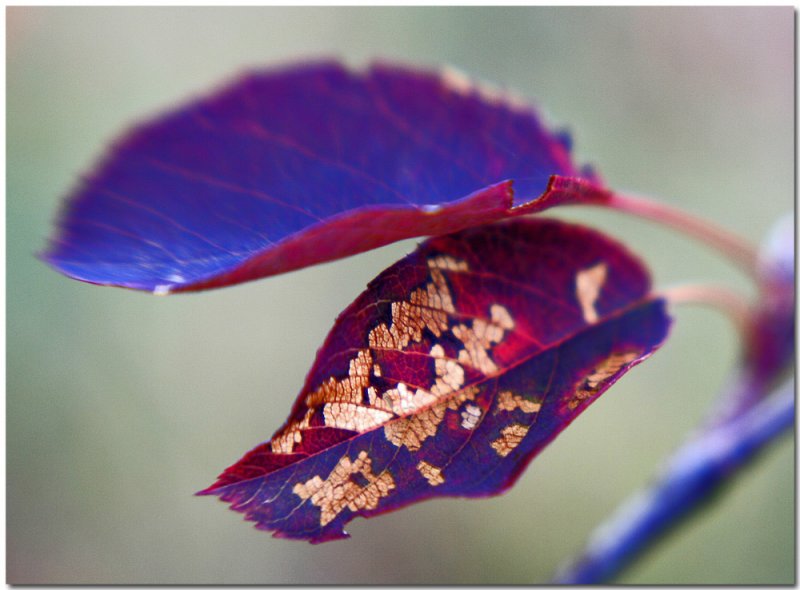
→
(551, 375, 794, 584)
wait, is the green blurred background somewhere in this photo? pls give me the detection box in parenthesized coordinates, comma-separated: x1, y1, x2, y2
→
(7, 6, 794, 584)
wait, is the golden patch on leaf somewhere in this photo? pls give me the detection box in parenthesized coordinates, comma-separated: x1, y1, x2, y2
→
(567, 350, 640, 410)
(427, 255, 469, 272)
(384, 386, 479, 450)
(575, 262, 607, 324)
(272, 350, 376, 452)
(293, 451, 395, 526)
(460, 404, 482, 430)
(452, 304, 515, 375)
(372, 382, 438, 415)
(271, 409, 314, 453)
(383, 403, 447, 452)
(368, 257, 464, 350)
(416, 460, 445, 486)
(429, 344, 465, 397)
(271, 255, 516, 454)
(497, 390, 541, 414)
(306, 349, 373, 407)
(322, 402, 394, 432)
(490, 423, 530, 457)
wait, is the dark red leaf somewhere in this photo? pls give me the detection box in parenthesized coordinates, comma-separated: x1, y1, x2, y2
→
(199, 218, 671, 542)
(42, 61, 608, 293)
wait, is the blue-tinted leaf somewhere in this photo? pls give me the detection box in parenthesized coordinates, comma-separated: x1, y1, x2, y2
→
(43, 61, 607, 293)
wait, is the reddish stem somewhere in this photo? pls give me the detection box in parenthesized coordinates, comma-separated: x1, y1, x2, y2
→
(660, 283, 755, 344)
(603, 192, 760, 278)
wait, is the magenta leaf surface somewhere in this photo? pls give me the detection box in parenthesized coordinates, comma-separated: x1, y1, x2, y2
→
(43, 61, 608, 293)
(199, 218, 671, 542)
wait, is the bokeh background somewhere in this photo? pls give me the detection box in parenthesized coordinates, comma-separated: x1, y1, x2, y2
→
(7, 6, 794, 584)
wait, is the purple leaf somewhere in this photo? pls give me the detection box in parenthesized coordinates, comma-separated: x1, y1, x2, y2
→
(199, 218, 671, 542)
(42, 61, 608, 293)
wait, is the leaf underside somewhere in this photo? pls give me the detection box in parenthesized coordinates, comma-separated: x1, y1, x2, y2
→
(43, 61, 608, 293)
(199, 218, 671, 542)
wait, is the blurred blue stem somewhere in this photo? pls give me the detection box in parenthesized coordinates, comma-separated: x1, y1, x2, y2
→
(552, 374, 794, 584)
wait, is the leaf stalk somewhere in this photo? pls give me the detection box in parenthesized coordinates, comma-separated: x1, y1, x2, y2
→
(603, 192, 760, 279)
(660, 283, 755, 344)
